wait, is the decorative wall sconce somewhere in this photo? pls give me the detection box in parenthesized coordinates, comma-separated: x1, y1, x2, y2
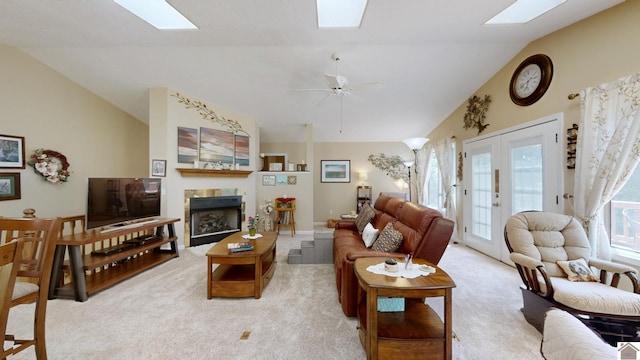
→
(566, 124, 578, 169)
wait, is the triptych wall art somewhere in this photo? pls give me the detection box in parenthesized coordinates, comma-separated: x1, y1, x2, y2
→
(178, 127, 249, 166)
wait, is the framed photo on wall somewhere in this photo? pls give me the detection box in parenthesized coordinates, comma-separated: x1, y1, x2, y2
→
(177, 127, 198, 164)
(0, 172, 21, 201)
(262, 175, 276, 186)
(321, 160, 350, 183)
(151, 159, 166, 177)
(0, 134, 25, 169)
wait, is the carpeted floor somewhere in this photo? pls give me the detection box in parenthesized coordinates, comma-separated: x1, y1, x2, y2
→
(6, 233, 542, 359)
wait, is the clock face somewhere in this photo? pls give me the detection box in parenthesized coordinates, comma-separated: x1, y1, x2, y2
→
(509, 54, 553, 106)
(515, 64, 542, 98)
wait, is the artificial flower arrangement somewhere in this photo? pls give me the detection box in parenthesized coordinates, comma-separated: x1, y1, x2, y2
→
(247, 214, 260, 230)
(259, 199, 274, 231)
(28, 148, 71, 184)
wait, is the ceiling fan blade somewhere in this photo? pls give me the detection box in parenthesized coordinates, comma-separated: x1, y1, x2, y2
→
(294, 88, 332, 92)
(325, 74, 347, 89)
(316, 93, 333, 106)
(344, 91, 365, 102)
(348, 82, 382, 91)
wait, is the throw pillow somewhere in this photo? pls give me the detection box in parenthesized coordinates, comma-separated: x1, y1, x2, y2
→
(556, 258, 600, 282)
(361, 223, 379, 248)
(371, 223, 403, 252)
(355, 204, 375, 234)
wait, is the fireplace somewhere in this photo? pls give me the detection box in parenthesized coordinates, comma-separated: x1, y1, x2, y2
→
(185, 190, 244, 247)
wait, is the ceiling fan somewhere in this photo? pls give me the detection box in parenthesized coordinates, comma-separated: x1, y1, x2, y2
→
(296, 54, 381, 106)
(296, 54, 381, 132)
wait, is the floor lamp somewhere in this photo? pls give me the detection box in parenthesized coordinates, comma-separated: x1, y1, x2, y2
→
(402, 137, 429, 203)
(403, 161, 414, 202)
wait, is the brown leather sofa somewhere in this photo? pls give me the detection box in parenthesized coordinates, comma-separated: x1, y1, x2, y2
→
(333, 195, 454, 317)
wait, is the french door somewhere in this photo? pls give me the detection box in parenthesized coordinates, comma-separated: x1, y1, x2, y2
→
(462, 115, 563, 263)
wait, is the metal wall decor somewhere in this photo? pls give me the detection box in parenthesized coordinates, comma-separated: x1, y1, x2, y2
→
(463, 95, 491, 135)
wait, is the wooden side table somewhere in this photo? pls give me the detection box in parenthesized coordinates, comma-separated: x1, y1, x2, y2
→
(354, 257, 456, 360)
(274, 198, 295, 236)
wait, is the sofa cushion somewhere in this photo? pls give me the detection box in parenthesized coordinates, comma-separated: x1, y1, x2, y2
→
(362, 223, 379, 248)
(557, 258, 599, 282)
(372, 223, 403, 252)
(355, 204, 375, 234)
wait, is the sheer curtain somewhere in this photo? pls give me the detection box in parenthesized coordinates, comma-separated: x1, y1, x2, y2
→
(433, 137, 458, 238)
(574, 73, 640, 259)
(415, 143, 432, 205)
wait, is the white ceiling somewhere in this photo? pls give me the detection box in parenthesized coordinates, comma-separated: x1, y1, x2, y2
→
(0, 0, 623, 142)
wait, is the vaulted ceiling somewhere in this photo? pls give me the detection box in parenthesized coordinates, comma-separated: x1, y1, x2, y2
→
(0, 1, 623, 142)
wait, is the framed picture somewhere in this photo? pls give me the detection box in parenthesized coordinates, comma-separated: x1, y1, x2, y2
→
(0, 134, 25, 169)
(0, 173, 21, 201)
(276, 175, 287, 185)
(262, 175, 276, 186)
(177, 127, 198, 164)
(234, 134, 250, 166)
(199, 127, 234, 164)
(321, 160, 351, 183)
(151, 159, 166, 177)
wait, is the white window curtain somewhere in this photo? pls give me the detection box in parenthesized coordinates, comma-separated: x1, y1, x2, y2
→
(433, 137, 458, 237)
(415, 143, 432, 205)
(574, 73, 640, 260)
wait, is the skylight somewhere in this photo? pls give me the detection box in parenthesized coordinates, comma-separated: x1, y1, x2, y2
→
(113, 0, 198, 30)
(317, 0, 368, 28)
(485, 0, 566, 24)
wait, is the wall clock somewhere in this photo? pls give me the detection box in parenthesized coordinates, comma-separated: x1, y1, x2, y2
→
(509, 54, 553, 106)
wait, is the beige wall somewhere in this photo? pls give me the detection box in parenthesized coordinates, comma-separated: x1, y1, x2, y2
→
(427, 1, 640, 238)
(0, 44, 148, 219)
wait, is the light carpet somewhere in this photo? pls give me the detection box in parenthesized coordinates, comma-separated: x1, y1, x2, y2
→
(6, 235, 542, 359)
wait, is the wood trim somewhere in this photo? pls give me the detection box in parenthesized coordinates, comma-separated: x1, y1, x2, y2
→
(176, 168, 253, 178)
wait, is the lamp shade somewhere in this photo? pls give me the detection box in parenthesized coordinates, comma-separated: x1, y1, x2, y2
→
(402, 137, 429, 150)
(358, 172, 368, 181)
(403, 161, 414, 168)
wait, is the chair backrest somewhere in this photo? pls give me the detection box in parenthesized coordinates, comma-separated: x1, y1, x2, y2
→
(504, 211, 591, 277)
(0, 218, 61, 285)
(0, 240, 22, 338)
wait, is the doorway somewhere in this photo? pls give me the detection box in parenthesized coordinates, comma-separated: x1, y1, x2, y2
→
(462, 114, 563, 263)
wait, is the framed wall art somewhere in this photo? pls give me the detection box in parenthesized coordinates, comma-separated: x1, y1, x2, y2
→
(0, 172, 21, 201)
(199, 127, 234, 164)
(262, 175, 276, 186)
(152, 159, 166, 177)
(0, 134, 25, 169)
(177, 127, 198, 164)
(321, 160, 351, 183)
(234, 134, 250, 166)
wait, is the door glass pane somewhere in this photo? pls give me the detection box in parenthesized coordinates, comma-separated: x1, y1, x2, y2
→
(511, 144, 543, 213)
(472, 152, 492, 239)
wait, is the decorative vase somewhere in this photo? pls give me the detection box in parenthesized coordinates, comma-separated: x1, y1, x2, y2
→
(249, 227, 257, 237)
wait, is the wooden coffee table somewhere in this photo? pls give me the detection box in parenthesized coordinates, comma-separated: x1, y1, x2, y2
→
(206, 231, 277, 299)
(354, 257, 456, 360)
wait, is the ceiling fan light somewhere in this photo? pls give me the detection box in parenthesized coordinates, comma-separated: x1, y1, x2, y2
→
(317, 0, 368, 28)
(403, 137, 429, 151)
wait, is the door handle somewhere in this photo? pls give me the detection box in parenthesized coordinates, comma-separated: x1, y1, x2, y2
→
(492, 202, 500, 207)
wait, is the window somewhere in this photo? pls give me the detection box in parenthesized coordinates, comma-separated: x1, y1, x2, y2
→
(610, 164, 640, 254)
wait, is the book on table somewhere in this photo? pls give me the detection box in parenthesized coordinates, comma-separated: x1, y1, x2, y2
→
(227, 242, 254, 252)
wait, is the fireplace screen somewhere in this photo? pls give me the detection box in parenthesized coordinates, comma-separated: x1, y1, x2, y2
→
(189, 195, 242, 246)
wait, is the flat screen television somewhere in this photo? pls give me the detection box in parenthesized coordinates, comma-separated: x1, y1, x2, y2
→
(86, 177, 161, 231)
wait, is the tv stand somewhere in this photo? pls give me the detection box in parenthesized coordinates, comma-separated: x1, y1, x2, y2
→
(50, 217, 180, 302)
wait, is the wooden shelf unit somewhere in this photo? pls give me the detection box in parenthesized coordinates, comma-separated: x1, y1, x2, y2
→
(50, 218, 180, 302)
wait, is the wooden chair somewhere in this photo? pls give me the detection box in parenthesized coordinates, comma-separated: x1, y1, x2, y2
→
(274, 198, 295, 236)
(1, 240, 23, 359)
(0, 217, 61, 359)
(504, 211, 640, 345)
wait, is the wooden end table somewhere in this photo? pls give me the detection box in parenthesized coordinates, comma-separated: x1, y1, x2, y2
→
(354, 257, 456, 360)
(206, 231, 277, 299)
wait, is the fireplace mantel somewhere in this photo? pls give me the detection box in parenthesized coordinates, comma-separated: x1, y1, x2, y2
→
(176, 168, 253, 178)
